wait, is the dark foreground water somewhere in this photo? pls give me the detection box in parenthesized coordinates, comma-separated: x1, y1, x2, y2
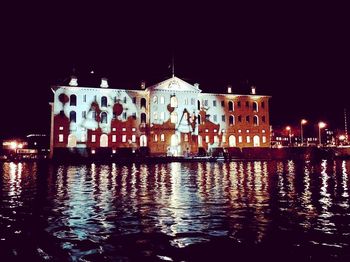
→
(1, 160, 350, 261)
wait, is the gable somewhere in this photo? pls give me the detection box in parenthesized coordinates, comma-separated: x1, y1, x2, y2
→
(146, 77, 201, 93)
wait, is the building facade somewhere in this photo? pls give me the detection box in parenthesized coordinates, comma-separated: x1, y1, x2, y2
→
(50, 76, 271, 158)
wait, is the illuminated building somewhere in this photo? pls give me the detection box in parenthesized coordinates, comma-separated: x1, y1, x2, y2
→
(49, 76, 271, 158)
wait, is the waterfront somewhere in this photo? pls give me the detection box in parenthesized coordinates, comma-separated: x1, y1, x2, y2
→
(1, 160, 350, 261)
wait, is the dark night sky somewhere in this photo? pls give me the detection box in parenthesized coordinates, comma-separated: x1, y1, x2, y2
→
(1, 2, 349, 138)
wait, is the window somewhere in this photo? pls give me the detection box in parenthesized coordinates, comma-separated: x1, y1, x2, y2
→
(170, 112, 178, 123)
(253, 115, 259, 126)
(213, 100, 217, 107)
(59, 134, 64, 142)
(69, 111, 76, 123)
(213, 115, 217, 122)
(238, 136, 243, 143)
(222, 115, 226, 122)
(132, 135, 136, 143)
(153, 95, 158, 104)
(132, 128, 136, 131)
(191, 98, 195, 105)
(221, 100, 225, 107)
(82, 111, 86, 119)
(262, 116, 266, 123)
(261, 101, 265, 109)
(205, 129, 209, 133)
(153, 112, 158, 120)
(237, 101, 241, 108)
(123, 96, 127, 103)
(112, 135, 116, 142)
(154, 134, 158, 142)
(59, 126, 63, 130)
(238, 115, 242, 123)
(113, 113, 117, 120)
(123, 112, 127, 120)
(228, 101, 233, 111)
(141, 98, 147, 109)
(205, 114, 210, 121)
(185, 98, 188, 105)
(229, 115, 235, 125)
(101, 112, 107, 123)
(81, 134, 86, 142)
(246, 116, 250, 123)
(170, 96, 178, 107)
(160, 112, 165, 120)
(59, 110, 65, 117)
(122, 135, 127, 142)
(101, 96, 107, 107)
(246, 136, 251, 143)
(222, 135, 226, 143)
(262, 136, 267, 143)
(160, 134, 165, 142)
(204, 100, 208, 106)
(132, 97, 136, 104)
(83, 95, 86, 102)
(122, 128, 126, 131)
(70, 95, 77, 106)
(214, 136, 219, 144)
(245, 101, 249, 108)
(253, 101, 258, 112)
(160, 96, 165, 104)
(141, 113, 146, 123)
(92, 135, 96, 143)
(197, 100, 200, 110)
(205, 136, 210, 143)
(197, 115, 201, 124)
(132, 112, 136, 119)
(112, 128, 116, 131)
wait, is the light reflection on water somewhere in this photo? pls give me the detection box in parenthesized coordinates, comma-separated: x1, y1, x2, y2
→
(1, 160, 350, 261)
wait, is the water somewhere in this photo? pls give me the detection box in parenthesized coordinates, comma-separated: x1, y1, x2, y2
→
(1, 160, 350, 261)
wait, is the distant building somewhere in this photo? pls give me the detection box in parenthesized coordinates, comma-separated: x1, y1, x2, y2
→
(49, 76, 271, 158)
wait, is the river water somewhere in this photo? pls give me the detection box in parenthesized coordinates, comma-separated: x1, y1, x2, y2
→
(1, 160, 350, 261)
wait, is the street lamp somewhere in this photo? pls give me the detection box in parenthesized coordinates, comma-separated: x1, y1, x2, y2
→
(286, 126, 292, 146)
(318, 121, 326, 147)
(300, 119, 307, 146)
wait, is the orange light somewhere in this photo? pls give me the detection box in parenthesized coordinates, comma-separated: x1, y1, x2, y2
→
(286, 126, 291, 131)
(301, 119, 307, 125)
(318, 122, 326, 129)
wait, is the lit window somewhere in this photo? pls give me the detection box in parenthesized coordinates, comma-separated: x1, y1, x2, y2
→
(122, 128, 126, 131)
(112, 128, 116, 131)
(132, 135, 136, 143)
(198, 135, 203, 146)
(122, 135, 127, 142)
(246, 130, 250, 133)
(59, 126, 63, 130)
(205, 136, 210, 143)
(214, 129, 217, 133)
(81, 134, 86, 142)
(246, 136, 251, 143)
(112, 135, 116, 142)
(112, 150, 116, 154)
(238, 129, 242, 133)
(132, 128, 136, 131)
(92, 135, 96, 143)
(153, 95, 158, 104)
(59, 134, 64, 142)
(205, 129, 209, 133)
(222, 129, 225, 133)
(263, 136, 267, 143)
(184, 112, 188, 120)
(184, 134, 189, 142)
(154, 134, 158, 142)
(160, 134, 165, 142)
(91, 149, 95, 154)
(170, 96, 178, 107)
(238, 136, 242, 143)
(222, 135, 226, 143)
(214, 136, 219, 143)
(170, 112, 177, 123)
(160, 96, 165, 104)
(154, 112, 158, 120)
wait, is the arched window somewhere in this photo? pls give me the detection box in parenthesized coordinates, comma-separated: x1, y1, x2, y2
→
(69, 111, 76, 123)
(198, 135, 203, 146)
(253, 101, 258, 112)
(170, 96, 178, 107)
(101, 112, 108, 124)
(100, 134, 108, 147)
(153, 95, 158, 104)
(170, 112, 178, 123)
(253, 135, 260, 147)
(101, 96, 107, 107)
(229, 135, 236, 147)
(253, 115, 259, 126)
(229, 115, 235, 125)
(228, 101, 233, 111)
(141, 113, 146, 123)
(197, 114, 201, 124)
(141, 98, 147, 109)
(70, 95, 77, 106)
(140, 135, 147, 146)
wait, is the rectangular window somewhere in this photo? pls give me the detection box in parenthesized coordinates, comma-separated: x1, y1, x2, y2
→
(184, 134, 189, 142)
(246, 136, 251, 143)
(222, 115, 225, 122)
(205, 136, 210, 143)
(123, 112, 127, 120)
(112, 127, 116, 131)
(132, 135, 136, 143)
(132, 97, 136, 104)
(122, 135, 127, 142)
(154, 134, 158, 142)
(204, 100, 208, 106)
(185, 98, 188, 105)
(222, 135, 226, 143)
(122, 127, 126, 131)
(123, 97, 127, 103)
(213, 115, 217, 122)
(221, 100, 225, 107)
(263, 136, 267, 143)
(92, 135, 96, 143)
(213, 100, 217, 107)
(59, 126, 63, 130)
(112, 135, 116, 142)
(113, 113, 117, 120)
(237, 101, 241, 108)
(245, 101, 249, 108)
(238, 136, 242, 143)
(132, 128, 136, 132)
(83, 95, 86, 102)
(160, 96, 165, 104)
(82, 111, 86, 119)
(191, 98, 195, 105)
(161, 134, 165, 142)
(59, 134, 64, 142)
(132, 112, 136, 119)
(246, 116, 250, 123)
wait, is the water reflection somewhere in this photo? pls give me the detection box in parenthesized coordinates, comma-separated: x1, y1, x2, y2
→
(1, 160, 350, 261)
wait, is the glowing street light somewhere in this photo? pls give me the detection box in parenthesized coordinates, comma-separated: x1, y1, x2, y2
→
(318, 121, 326, 146)
(286, 126, 292, 146)
(300, 119, 307, 146)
